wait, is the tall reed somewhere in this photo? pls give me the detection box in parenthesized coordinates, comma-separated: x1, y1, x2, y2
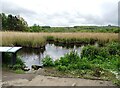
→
(1, 31, 118, 48)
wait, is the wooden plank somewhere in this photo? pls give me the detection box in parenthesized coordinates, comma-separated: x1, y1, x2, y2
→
(0, 47, 12, 52)
(0, 47, 22, 53)
(8, 47, 22, 53)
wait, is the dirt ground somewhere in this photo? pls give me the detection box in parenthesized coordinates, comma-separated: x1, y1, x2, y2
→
(2, 69, 116, 86)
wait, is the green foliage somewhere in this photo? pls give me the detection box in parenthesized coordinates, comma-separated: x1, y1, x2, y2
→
(54, 51, 93, 71)
(12, 64, 23, 70)
(42, 55, 54, 67)
(2, 53, 25, 71)
(81, 45, 99, 60)
(43, 42, 119, 78)
(29, 24, 42, 32)
(106, 42, 120, 55)
(59, 51, 80, 65)
(1, 13, 28, 31)
(14, 69, 24, 74)
(29, 25, 119, 33)
(56, 65, 67, 71)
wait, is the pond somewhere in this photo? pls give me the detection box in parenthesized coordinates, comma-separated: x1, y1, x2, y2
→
(18, 44, 84, 69)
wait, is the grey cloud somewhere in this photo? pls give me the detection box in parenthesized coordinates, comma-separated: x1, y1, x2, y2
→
(1, 0, 118, 26)
(2, 0, 36, 16)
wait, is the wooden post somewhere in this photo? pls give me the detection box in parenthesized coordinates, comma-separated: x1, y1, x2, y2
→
(12, 52, 16, 65)
(2, 52, 5, 62)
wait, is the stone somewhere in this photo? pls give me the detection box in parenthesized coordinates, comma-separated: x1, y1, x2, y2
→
(72, 83, 76, 86)
(23, 67, 30, 71)
(31, 65, 43, 70)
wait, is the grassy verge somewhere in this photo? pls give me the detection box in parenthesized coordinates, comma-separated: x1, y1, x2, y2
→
(42, 42, 120, 86)
(2, 32, 118, 48)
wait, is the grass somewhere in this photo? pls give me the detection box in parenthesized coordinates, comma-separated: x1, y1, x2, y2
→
(2, 31, 119, 48)
(2, 31, 46, 48)
(14, 69, 25, 74)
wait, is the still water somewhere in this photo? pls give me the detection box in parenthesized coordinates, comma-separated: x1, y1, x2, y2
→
(18, 44, 83, 69)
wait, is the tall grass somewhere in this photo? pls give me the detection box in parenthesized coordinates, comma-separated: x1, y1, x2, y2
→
(2, 31, 46, 48)
(1, 31, 118, 48)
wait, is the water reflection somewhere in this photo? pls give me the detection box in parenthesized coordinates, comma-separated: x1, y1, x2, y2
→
(18, 44, 82, 69)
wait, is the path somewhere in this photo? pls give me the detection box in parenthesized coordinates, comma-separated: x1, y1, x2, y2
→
(2, 75, 115, 86)
(2, 70, 115, 86)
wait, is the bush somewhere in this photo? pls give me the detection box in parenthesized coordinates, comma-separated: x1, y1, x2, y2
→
(54, 59, 60, 66)
(55, 51, 92, 70)
(16, 56, 25, 65)
(106, 42, 120, 55)
(81, 45, 116, 61)
(98, 47, 109, 58)
(56, 65, 67, 71)
(42, 55, 54, 67)
(77, 62, 91, 70)
(12, 64, 23, 70)
(81, 45, 99, 60)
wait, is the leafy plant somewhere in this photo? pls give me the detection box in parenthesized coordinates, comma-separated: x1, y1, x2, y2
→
(106, 42, 120, 55)
(56, 65, 67, 71)
(81, 45, 99, 60)
(42, 55, 54, 67)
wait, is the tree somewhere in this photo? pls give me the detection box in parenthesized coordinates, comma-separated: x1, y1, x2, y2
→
(1, 13, 7, 30)
(1, 13, 28, 31)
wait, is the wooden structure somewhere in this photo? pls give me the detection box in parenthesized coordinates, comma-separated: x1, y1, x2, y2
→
(0, 47, 22, 65)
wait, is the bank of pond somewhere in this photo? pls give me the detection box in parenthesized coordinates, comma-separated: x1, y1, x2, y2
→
(2, 41, 120, 86)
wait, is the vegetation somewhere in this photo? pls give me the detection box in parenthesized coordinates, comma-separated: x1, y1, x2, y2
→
(42, 55, 54, 67)
(2, 32, 118, 48)
(1, 13, 120, 85)
(2, 32, 46, 48)
(2, 53, 25, 73)
(42, 42, 120, 85)
(1, 13, 119, 33)
(29, 25, 119, 33)
(1, 13, 28, 31)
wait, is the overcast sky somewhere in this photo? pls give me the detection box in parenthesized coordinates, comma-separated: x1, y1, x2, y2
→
(1, 0, 119, 26)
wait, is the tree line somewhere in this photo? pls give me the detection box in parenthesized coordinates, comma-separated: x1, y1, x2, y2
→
(0, 13, 119, 33)
(0, 13, 28, 31)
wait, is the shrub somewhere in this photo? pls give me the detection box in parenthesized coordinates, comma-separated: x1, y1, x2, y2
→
(106, 42, 120, 55)
(16, 56, 25, 65)
(76, 62, 91, 70)
(98, 47, 109, 58)
(58, 51, 80, 66)
(67, 64, 78, 70)
(12, 64, 23, 70)
(42, 55, 54, 67)
(81, 45, 99, 60)
(54, 59, 60, 66)
(56, 65, 67, 71)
